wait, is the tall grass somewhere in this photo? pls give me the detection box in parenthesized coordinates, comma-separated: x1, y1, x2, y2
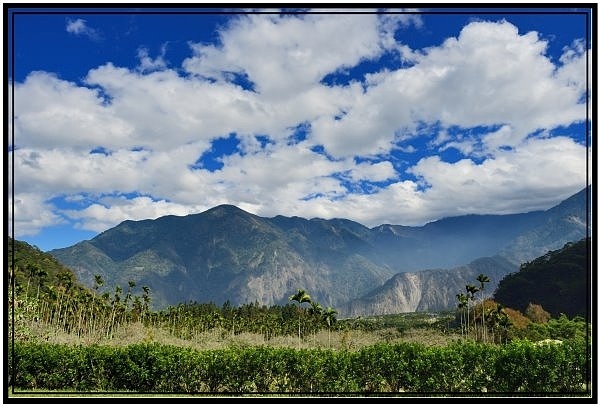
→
(23, 318, 462, 350)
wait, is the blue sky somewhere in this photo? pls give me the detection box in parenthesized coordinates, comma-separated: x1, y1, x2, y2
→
(7, 6, 592, 251)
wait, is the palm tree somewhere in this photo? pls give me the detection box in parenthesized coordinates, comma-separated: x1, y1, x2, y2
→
(56, 271, 74, 331)
(476, 274, 490, 342)
(307, 301, 323, 346)
(108, 285, 122, 339)
(487, 302, 508, 344)
(289, 289, 312, 347)
(25, 263, 45, 306)
(141, 286, 151, 324)
(90, 275, 104, 336)
(465, 284, 479, 339)
(289, 289, 311, 305)
(323, 307, 337, 348)
(124, 280, 136, 323)
(34, 267, 48, 322)
(456, 293, 468, 339)
(498, 310, 512, 345)
(308, 300, 322, 318)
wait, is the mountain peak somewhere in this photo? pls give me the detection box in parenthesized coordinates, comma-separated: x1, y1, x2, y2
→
(49, 188, 588, 315)
(204, 204, 250, 217)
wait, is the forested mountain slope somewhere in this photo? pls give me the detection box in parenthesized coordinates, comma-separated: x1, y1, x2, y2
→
(493, 238, 591, 318)
(49, 187, 590, 315)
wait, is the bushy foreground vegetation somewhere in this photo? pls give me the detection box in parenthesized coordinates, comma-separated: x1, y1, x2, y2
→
(9, 339, 590, 394)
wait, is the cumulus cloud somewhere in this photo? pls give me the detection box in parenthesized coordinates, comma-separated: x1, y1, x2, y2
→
(137, 44, 169, 72)
(313, 19, 587, 159)
(9, 193, 63, 237)
(407, 136, 587, 219)
(64, 196, 201, 232)
(66, 18, 101, 41)
(13, 72, 134, 150)
(11, 14, 589, 239)
(182, 13, 386, 98)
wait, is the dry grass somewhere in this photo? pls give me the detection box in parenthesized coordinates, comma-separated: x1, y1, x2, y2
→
(24, 320, 461, 350)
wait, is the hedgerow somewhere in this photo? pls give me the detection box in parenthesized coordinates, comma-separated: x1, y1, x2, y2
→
(8, 340, 590, 394)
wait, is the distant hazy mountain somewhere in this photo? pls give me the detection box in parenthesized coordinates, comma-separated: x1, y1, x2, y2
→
(50, 187, 590, 316)
(499, 188, 590, 265)
(343, 187, 590, 316)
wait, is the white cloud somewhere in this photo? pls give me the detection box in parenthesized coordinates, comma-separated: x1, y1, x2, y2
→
(65, 196, 201, 232)
(182, 13, 386, 99)
(378, 11, 423, 50)
(65, 18, 87, 34)
(12, 142, 211, 200)
(408, 135, 587, 219)
(81, 62, 357, 151)
(200, 142, 349, 209)
(66, 18, 101, 41)
(12, 14, 589, 239)
(314, 19, 587, 159)
(9, 193, 63, 238)
(13, 72, 134, 150)
(137, 44, 169, 72)
(349, 161, 397, 183)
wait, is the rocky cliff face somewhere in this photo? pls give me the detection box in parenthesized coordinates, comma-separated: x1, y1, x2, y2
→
(50, 187, 590, 316)
(342, 256, 516, 317)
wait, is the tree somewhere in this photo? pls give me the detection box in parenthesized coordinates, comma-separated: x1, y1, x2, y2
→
(308, 301, 323, 318)
(497, 310, 512, 344)
(323, 307, 337, 348)
(33, 267, 48, 321)
(289, 289, 312, 347)
(456, 293, 468, 339)
(56, 271, 74, 331)
(90, 275, 104, 336)
(525, 303, 551, 324)
(465, 284, 480, 339)
(108, 285, 122, 339)
(123, 281, 136, 323)
(25, 263, 42, 302)
(476, 274, 490, 342)
(307, 301, 323, 345)
(141, 286, 151, 323)
(487, 302, 510, 344)
(289, 289, 311, 305)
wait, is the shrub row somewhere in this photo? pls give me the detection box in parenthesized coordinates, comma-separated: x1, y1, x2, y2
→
(8, 339, 590, 394)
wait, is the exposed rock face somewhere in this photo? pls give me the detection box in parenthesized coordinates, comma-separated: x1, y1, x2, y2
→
(342, 256, 516, 317)
(50, 187, 590, 316)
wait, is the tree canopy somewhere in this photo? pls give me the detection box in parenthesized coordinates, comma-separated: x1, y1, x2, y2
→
(493, 238, 590, 318)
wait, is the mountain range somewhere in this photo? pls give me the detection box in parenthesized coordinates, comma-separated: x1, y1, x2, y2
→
(50, 187, 591, 317)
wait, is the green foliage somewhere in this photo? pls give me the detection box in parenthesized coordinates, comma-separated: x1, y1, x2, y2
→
(513, 314, 589, 342)
(341, 311, 454, 333)
(494, 238, 590, 318)
(492, 339, 590, 392)
(9, 340, 590, 394)
(8, 237, 90, 305)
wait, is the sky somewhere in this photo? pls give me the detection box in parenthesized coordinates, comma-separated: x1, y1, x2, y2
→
(7, 6, 592, 252)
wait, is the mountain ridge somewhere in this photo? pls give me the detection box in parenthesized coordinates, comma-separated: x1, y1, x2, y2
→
(50, 186, 591, 316)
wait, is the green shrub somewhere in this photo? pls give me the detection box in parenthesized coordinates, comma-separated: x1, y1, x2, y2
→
(492, 339, 589, 393)
(8, 340, 590, 394)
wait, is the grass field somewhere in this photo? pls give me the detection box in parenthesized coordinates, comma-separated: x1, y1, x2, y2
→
(22, 318, 462, 351)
